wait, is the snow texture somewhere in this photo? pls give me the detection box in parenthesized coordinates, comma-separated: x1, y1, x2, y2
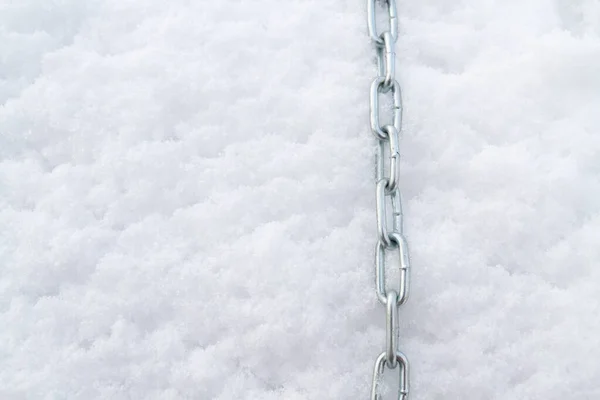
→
(1, 0, 600, 399)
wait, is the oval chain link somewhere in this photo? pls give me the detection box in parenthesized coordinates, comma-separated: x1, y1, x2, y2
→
(370, 78, 402, 141)
(386, 290, 399, 368)
(378, 32, 396, 90)
(367, 0, 398, 45)
(371, 352, 409, 400)
(368, 1, 412, 399)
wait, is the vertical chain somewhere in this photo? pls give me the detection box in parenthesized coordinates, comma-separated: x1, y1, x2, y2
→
(368, 1, 411, 399)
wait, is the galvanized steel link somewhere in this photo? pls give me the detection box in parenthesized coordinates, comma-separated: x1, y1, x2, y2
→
(377, 32, 396, 90)
(386, 290, 399, 368)
(371, 351, 409, 400)
(376, 124, 401, 193)
(367, 0, 398, 45)
(375, 232, 410, 306)
(375, 179, 403, 247)
(370, 77, 402, 140)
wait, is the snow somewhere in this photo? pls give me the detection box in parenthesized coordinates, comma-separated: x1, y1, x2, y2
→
(1, 0, 600, 398)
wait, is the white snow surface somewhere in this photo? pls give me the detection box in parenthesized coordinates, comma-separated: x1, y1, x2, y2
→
(1, 0, 600, 399)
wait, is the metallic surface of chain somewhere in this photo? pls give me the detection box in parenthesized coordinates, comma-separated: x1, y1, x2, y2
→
(367, 0, 411, 399)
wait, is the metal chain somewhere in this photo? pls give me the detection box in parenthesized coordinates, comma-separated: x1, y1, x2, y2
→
(367, 0, 411, 399)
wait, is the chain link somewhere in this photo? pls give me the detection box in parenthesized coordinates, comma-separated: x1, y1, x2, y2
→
(377, 125, 400, 193)
(378, 32, 396, 90)
(370, 78, 402, 140)
(367, 0, 398, 45)
(376, 232, 410, 306)
(368, 1, 411, 399)
(371, 351, 409, 400)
